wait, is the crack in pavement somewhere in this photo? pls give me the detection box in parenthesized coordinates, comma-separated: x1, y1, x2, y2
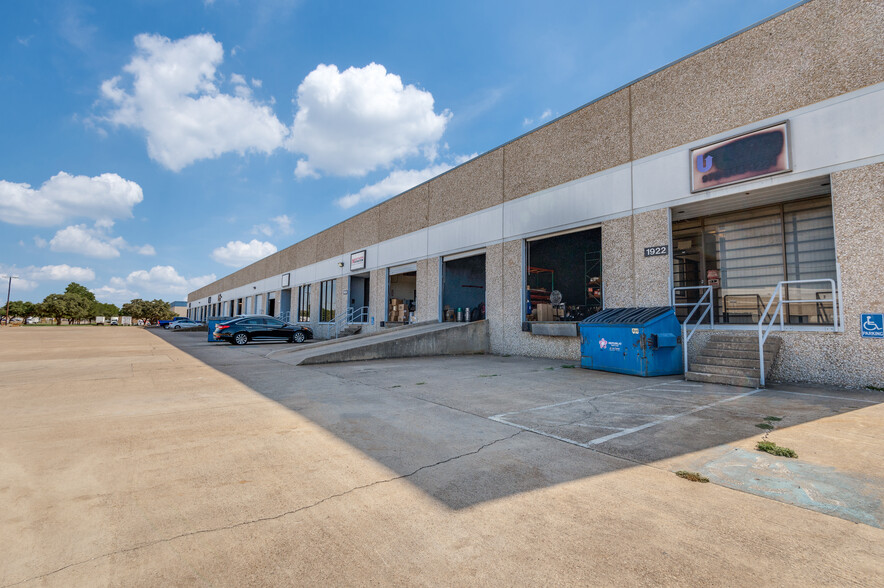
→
(3, 430, 524, 588)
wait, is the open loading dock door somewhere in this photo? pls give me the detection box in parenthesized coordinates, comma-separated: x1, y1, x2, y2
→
(387, 264, 416, 324)
(442, 251, 485, 322)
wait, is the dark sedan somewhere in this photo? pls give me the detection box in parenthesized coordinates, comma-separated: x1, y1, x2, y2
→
(214, 316, 313, 345)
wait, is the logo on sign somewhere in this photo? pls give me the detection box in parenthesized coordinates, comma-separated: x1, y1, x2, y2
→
(696, 154, 713, 172)
(599, 338, 607, 350)
(861, 313, 883, 338)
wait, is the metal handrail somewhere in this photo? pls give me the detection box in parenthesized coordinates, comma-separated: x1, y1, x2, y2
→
(673, 286, 714, 376)
(758, 279, 839, 387)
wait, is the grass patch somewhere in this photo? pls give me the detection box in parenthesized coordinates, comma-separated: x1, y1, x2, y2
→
(545, 367, 555, 371)
(755, 422, 774, 430)
(478, 374, 498, 378)
(867, 385, 884, 392)
(391, 385, 401, 388)
(675, 470, 709, 483)
(763, 416, 783, 422)
(561, 364, 576, 369)
(756, 441, 798, 458)
(416, 382, 426, 385)
(501, 354, 511, 358)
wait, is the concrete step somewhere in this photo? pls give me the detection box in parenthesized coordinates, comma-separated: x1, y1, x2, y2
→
(697, 348, 778, 361)
(694, 355, 765, 369)
(690, 362, 760, 377)
(705, 340, 780, 353)
(685, 370, 760, 388)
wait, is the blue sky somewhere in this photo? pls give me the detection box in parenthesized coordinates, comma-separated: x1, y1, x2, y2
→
(1, 0, 799, 304)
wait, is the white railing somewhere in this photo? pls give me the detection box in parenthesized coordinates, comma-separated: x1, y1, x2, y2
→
(673, 286, 714, 376)
(276, 311, 291, 323)
(757, 279, 839, 387)
(314, 305, 370, 340)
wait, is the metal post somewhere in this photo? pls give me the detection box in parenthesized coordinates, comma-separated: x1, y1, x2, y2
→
(3, 275, 19, 326)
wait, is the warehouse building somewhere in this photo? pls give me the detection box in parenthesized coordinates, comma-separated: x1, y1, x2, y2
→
(188, 0, 884, 387)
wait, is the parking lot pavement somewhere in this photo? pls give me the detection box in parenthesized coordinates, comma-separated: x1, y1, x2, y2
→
(2, 327, 883, 586)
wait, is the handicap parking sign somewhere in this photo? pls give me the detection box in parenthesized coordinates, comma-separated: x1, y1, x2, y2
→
(861, 313, 884, 338)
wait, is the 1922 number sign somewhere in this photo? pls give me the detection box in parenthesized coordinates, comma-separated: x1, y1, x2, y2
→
(643, 245, 669, 257)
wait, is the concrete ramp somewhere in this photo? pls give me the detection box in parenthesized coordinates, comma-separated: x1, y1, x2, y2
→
(266, 320, 489, 366)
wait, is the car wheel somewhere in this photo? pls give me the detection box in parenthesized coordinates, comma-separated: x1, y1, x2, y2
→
(292, 331, 306, 343)
(173, 324, 181, 330)
(233, 332, 249, 346)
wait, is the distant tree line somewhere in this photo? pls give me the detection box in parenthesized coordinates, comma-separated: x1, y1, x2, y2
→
(5, 282, 176, 325)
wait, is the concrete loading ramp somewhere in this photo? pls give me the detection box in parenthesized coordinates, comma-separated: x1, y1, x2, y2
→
(265, 320, 489, 366)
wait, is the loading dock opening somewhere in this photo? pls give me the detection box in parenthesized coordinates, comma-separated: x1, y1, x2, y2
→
(387, 264, 416, 324)
(442, 252, 485, 322)
(526, 227, 602, 323)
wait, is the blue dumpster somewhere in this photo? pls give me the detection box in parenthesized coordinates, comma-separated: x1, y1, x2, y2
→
(207, 316, 233, 342)
(579, 307, 683, 376)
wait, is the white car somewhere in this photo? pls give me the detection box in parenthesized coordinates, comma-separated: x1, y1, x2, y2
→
(169, 319, 203, 330)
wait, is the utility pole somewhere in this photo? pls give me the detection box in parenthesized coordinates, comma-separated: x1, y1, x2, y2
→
(3, 275, 19, 326)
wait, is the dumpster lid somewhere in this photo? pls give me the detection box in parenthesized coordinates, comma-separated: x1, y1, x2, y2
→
(581, 307, 673, 325)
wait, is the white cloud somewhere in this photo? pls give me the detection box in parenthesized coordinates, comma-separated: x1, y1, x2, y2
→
(523, 108, 555, 127)
(287, 63, 451, 178)
(1, 264, 96, 292)
(34, 236, 48, 248)
(251, 214, 293, 237)
(46, 222, 154, 259)
(101, 33, 288, 171)
(335, 163, 454, 210)
(211, 239, 277, 267)
(50, 224, 124, 258)
(0, 171, 143, 227)
(94, 265, 216, 303)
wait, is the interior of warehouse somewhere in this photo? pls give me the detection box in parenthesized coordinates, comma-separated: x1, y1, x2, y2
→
(526, 227, 602, 323)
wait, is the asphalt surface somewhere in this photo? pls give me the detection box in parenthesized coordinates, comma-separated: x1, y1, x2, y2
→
(2, 326, 882, 586)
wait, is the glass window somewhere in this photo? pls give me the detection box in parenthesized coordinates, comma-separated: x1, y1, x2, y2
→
(672, 195, 836, 325)
(265, 318, 284, 327)
(319, 279, 336, 322)
(297, 285, 310, 322)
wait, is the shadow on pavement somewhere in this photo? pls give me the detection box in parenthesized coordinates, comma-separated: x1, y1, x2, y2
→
(152, 329, 884, 522)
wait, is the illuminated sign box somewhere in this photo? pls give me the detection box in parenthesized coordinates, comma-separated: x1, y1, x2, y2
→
(690, 121, 791, 192)
(350, 250, 366, 271)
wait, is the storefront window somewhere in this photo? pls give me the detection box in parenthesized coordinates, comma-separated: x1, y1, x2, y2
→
(525, 227, 602, 322)
(319, 279, 335, 322)
(673, 195, 836, 325)
(297, 285, 310, 322)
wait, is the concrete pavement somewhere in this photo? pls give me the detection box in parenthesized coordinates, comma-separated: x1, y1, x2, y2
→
(1, 326, 882, 586)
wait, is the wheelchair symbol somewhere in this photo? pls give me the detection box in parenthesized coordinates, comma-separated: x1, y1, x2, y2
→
(863, 315, 883, 331)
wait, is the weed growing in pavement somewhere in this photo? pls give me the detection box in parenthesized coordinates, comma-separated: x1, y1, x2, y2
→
(675, 470, 709, 483)
(416, 382, 426, 385)
(561, 364, 575, 368)
(867, 385, 884, 392)
(391, 385, 401, 388)
(478, 374, 498, 378)
(756, 441, 798, 458)
(763, 416, 783, 422)
(545, 367, 555, 371)
(755, 422, 774, 430)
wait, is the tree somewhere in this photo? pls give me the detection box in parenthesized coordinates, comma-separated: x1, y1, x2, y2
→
(39, 294, 68, 325)
(91, 301, 120, 318)
(6, 300, 36, 319)
(65, 282, 96, 303)
(121, 299, 175, 323)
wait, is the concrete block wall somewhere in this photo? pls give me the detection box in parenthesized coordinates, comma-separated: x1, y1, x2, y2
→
(415, 257, 440, 322)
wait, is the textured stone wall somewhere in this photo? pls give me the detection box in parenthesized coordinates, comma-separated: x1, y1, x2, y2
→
(335, 276, 347, 321)
(487, 240, 581, 360)
(503, 90, 631, 201)
(415, 257, 441, 322)
(369, 268, 387, 330)
(602, 216, 635, 308)
(631, 0, 884, 159)
(429, 150, 503, 225)
(632, 209, 671, 307)
(484, 243, 506, 352)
